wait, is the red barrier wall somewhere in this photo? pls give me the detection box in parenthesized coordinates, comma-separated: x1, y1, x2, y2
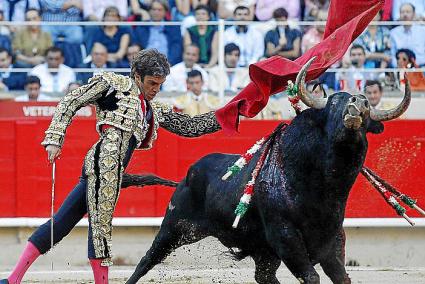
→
(0, 117, 424, 218)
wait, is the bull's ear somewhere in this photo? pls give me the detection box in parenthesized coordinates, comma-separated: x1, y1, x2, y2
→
(367, 120, 384, 134)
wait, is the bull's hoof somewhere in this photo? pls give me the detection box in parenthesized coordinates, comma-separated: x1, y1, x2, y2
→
(0, 279, 9, 284)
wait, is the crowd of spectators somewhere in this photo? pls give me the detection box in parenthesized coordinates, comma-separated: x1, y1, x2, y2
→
(0, 0, 423, 115)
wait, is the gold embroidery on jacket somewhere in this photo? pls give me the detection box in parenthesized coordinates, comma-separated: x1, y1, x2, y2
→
(85, 127, 132, 266)
(153, 101, 221, 137)
(42, 77, 110, 147)
(42, 72, 221, 265)
(137, 100, 221, 150)
(100, 72, 132, 92)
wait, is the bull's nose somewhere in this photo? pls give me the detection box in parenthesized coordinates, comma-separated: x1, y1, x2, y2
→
(347, 104, 361, 116)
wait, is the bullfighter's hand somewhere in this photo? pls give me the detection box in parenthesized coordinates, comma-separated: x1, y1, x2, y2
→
(46, 145, 61, 164)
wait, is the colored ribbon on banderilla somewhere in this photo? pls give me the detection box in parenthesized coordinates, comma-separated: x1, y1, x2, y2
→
(232, 140, 272, 229)
(222, 123, 288, 228)
(285, 81, 425, 225)
(361, 166, 425, 226)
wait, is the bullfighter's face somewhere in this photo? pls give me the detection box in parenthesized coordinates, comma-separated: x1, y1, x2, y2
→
(136, 75, 166, 101)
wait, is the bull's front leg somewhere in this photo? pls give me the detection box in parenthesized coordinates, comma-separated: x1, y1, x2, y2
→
(320, 229, 351, 284)
(252, 252, 281, 284)
(264, 221, 320, 284)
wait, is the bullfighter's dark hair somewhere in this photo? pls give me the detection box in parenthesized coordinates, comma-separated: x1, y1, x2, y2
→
(187, 69, 203, 81)
(130, 48, 170, 80)
(364, 80, 382, 92)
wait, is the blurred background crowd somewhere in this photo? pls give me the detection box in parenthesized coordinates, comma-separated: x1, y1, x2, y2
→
(0, 0, 424, 118)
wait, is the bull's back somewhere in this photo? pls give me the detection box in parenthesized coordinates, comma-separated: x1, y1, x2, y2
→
(185, 153, 241, 192)
(184, 153, 252, 218)
(184, 153, 269, 249)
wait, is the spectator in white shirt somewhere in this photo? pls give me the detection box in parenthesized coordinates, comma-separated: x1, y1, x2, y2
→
(0, 0, 39, 22)
(162, 44, 209, 92)
(77, 42, 117, 84)
(173, 70, 220, 116)
(15, 75, 52, 101)
(390, 3, 425, 66)
(208, 43, 250, 94)
(224, 6, 264, 67)
(392, 0, 425, 20)
(218, 0, 256, 20)
(82, 0, 128, 21)
(30, 47, 76, 94)
(336, 45, 377, 92)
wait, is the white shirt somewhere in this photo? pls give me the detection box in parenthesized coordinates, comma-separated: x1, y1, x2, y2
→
(91, 62, 107, 76)
(172, 91, 221, 116)
(224, 26, 265, 67)
(174, 92, 216, 107)
(15, 93, 52, 101)
(162, 62, 209, 92)
(336, 66, 377, 92)
(392, 0, 425, 20)
(82, 0, 128, 20)
(208, 65, 250, 93)
(30, 63, 76, 93)
(219, 0, 256, 18)
(390, 24, 425, 66)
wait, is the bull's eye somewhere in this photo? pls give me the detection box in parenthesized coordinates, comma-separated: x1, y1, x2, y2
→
(364, 100, 369, 107)
(350, 97, 357, 103)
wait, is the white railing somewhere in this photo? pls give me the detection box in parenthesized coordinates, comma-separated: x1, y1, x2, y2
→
(1, 68, 424, 73)
(1, 20, 424, 26)
(1, 217, 425, 227)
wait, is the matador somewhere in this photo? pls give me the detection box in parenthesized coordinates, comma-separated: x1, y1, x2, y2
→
(1, 49, 221, 284)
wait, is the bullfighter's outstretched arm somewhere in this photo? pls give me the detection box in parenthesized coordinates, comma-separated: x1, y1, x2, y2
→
(152, 101, 221, 137)
(41, 75, 110, 147)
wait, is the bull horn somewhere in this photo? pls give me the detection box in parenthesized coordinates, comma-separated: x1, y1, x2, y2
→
(295, 56, 328, 109)
(370, 78, 411, 121)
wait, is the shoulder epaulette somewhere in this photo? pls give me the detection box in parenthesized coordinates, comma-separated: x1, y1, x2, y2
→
(91, 72, 133, 92)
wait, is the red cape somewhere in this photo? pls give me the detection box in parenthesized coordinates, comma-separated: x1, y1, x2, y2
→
(216, 0, 384, 133)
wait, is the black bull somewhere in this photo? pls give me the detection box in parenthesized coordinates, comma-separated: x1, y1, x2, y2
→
(122, 61, 411, 284)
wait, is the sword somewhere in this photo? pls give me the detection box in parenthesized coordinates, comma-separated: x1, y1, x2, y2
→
(50, 161, 56, 271)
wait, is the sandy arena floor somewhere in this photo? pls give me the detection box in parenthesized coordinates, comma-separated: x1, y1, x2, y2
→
(1, 265, 425, 283)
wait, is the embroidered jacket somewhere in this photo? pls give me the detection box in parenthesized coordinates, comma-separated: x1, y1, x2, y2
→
(41, 72, 221, 148)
